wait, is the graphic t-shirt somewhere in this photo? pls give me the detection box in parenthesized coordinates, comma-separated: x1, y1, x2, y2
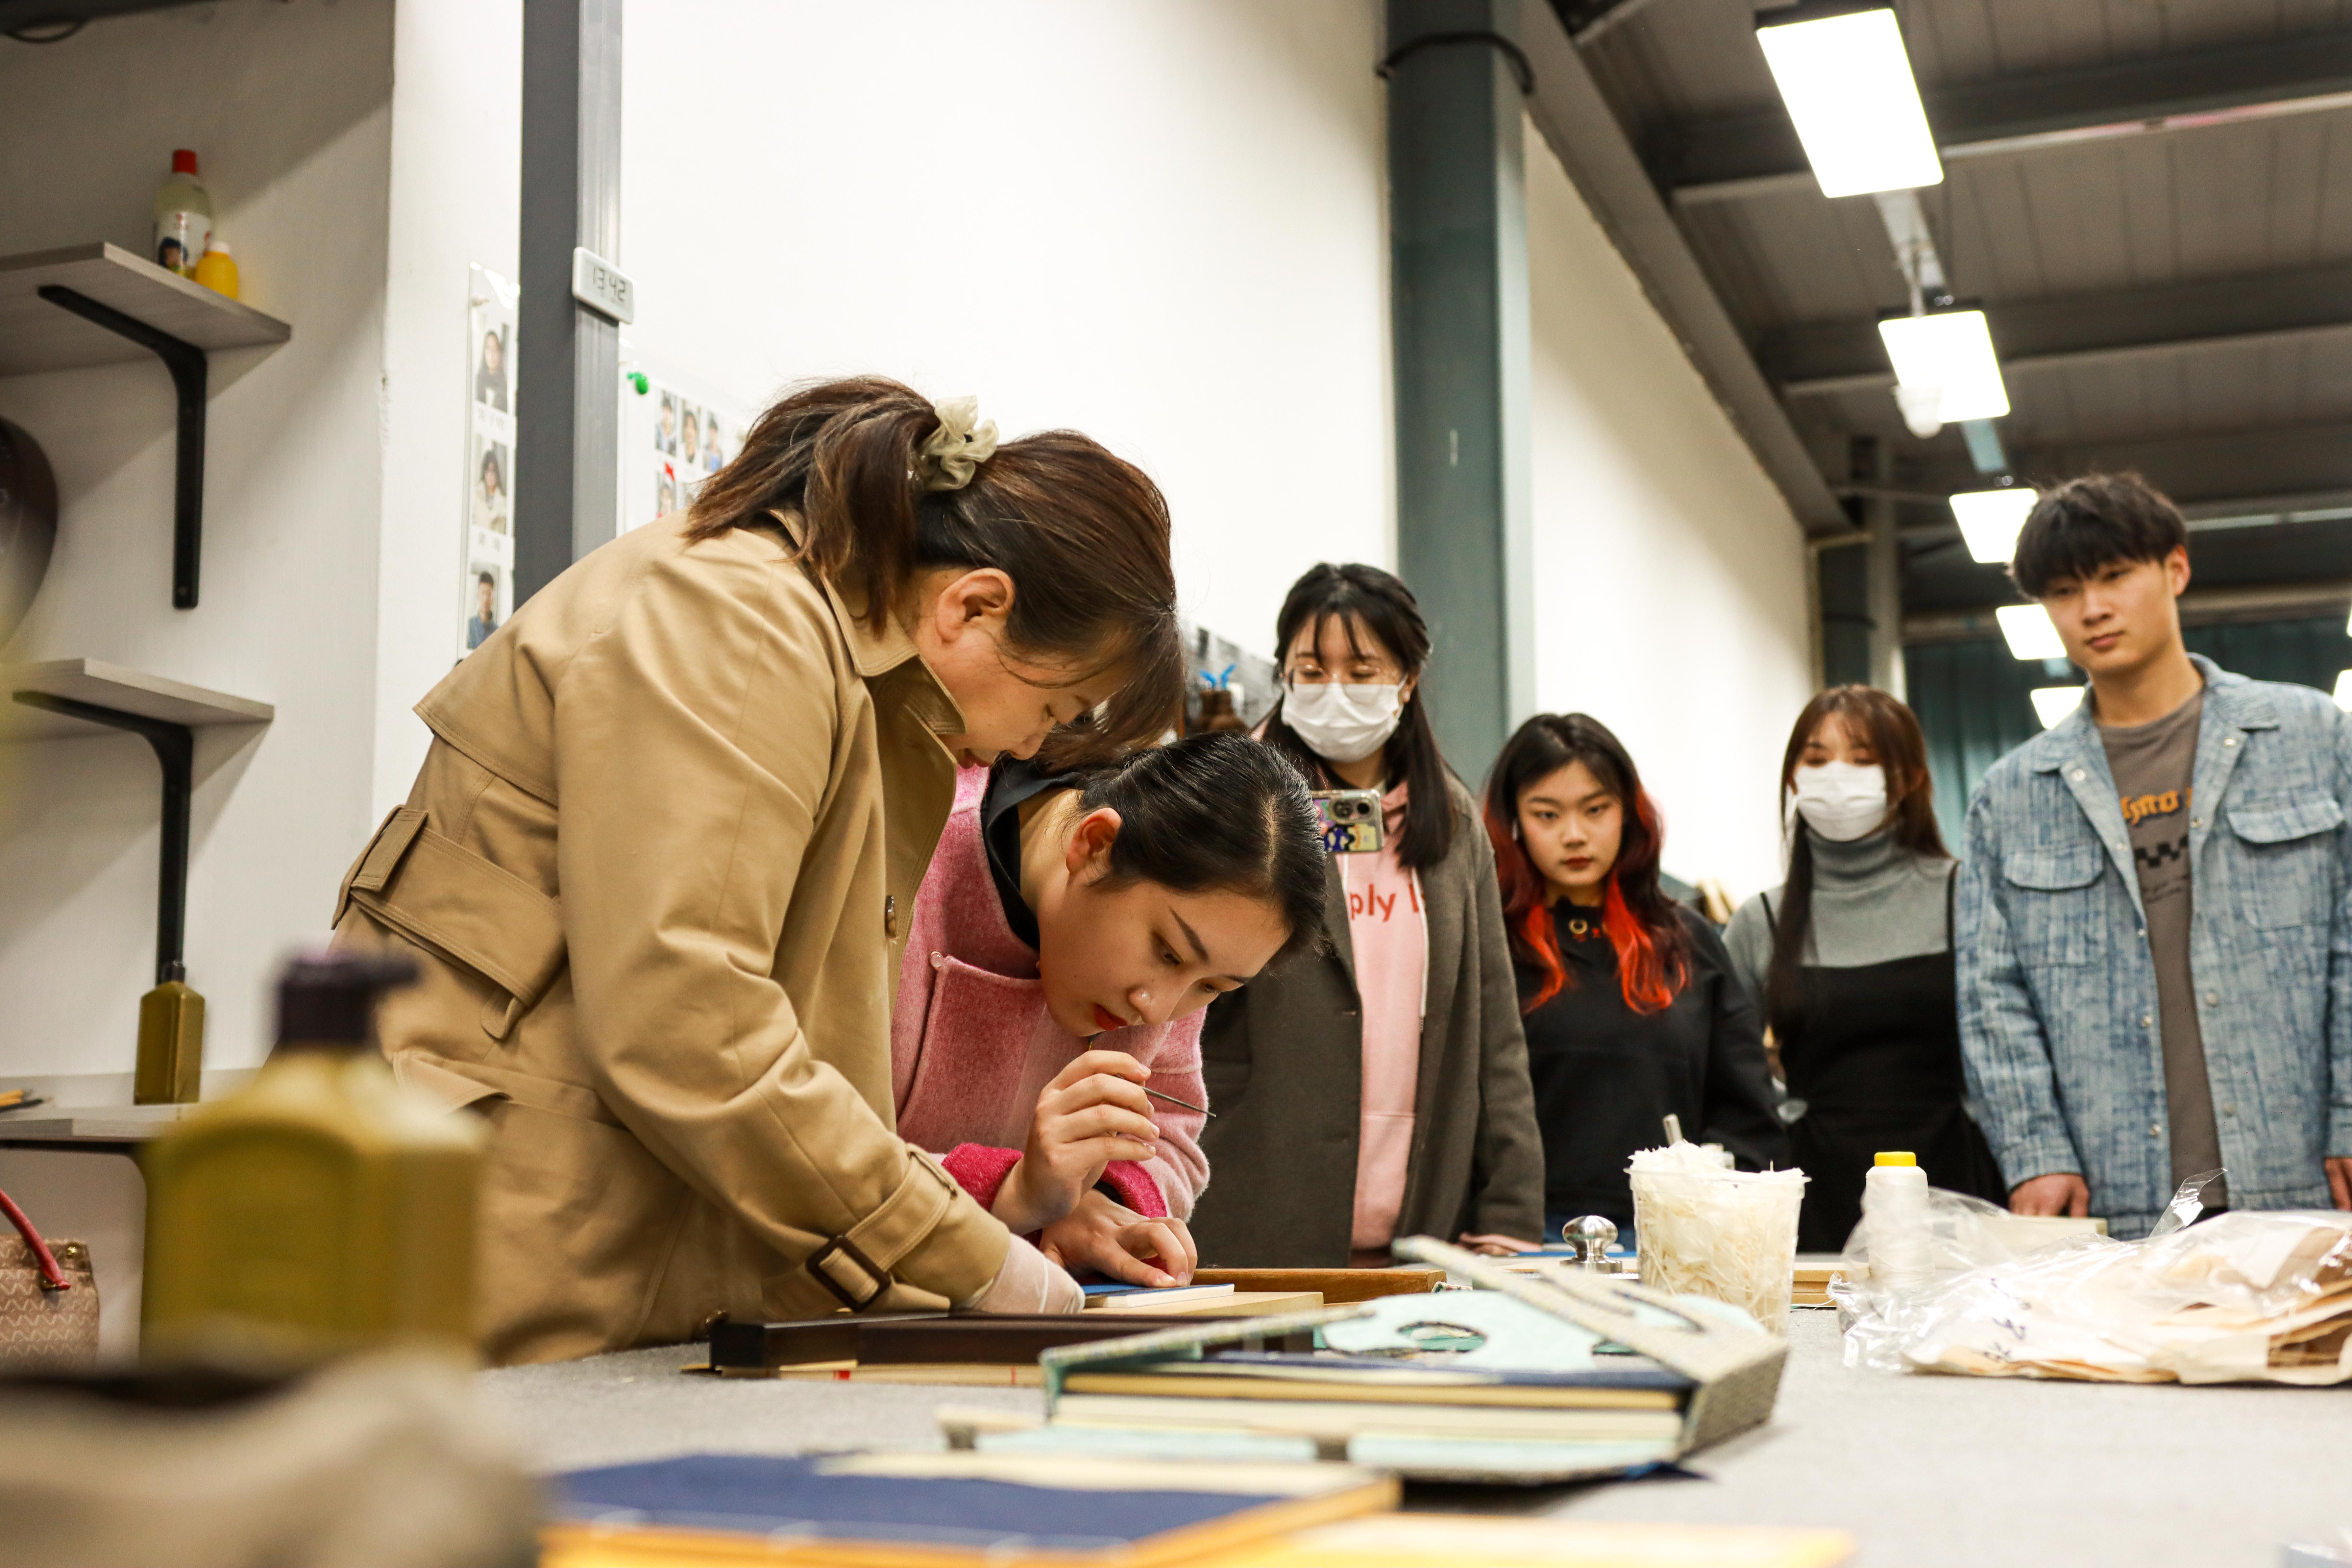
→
(2098, 687, 2225, 1205)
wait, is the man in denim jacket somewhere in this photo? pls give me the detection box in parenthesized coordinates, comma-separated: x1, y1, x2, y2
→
(1958, 474, 2352, 1238)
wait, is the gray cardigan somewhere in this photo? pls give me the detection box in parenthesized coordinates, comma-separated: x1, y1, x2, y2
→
(1188, 775, 1546, 1266)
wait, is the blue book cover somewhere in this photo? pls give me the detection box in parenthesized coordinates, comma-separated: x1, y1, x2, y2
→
(549, 1451, 1389, 1561)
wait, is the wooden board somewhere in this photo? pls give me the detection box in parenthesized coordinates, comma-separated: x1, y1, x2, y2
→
(1141, 1291, 1324, 1318)
(1184, 1513, 1854, 1567)
(1192, 1269, 1444, 1304)
(741, 1361, 1044, 1388)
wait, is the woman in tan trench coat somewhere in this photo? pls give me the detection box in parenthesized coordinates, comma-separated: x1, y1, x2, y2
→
(333, 378, 1184, 1364)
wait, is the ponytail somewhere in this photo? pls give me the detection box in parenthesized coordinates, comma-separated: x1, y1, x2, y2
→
(687, 375, 1182, 761)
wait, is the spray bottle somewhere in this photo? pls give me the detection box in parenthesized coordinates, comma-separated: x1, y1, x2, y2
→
(141, 951, 482, 1363)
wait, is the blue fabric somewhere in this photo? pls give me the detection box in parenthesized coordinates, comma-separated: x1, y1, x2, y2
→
(1957, 656, 2352, 1236)
(553, 1453, 1286, 1551)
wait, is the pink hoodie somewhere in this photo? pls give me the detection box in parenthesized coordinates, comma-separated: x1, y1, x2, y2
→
(891, 766, 1208, 1221)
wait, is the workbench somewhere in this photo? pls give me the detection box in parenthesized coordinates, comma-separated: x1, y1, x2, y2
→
(476, 1309, 2352, 1567)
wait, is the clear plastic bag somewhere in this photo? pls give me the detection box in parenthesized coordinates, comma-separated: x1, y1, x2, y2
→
(1833, 1180, 2352, 1384)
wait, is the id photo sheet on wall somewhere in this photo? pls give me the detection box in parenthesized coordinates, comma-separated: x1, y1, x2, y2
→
(463, 264, 518, 660)
(622, 368, 744, 534)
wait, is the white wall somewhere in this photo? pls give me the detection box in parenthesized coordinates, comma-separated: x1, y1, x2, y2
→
(373, 0, 523, 815)
(1522, 118, 1814, 900)
(0, 0, 396, 1086)
(614, 0, 1395, 656)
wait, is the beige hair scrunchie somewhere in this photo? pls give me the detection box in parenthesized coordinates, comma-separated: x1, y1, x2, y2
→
(912, 395, 999, 493)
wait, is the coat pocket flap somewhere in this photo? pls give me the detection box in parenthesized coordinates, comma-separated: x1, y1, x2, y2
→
(348, 826, 567, 1010)
(2225, 794, 2345, 844)
(2003, 844, 2105, 890)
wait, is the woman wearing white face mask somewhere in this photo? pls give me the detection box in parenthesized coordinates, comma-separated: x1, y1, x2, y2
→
(1188, 563, 1544, 1266)
(1723, 686, 2007, 1252)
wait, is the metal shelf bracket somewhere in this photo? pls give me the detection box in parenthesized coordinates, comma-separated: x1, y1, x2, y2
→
(36, 283, 207, 609)
(11, 690, 194, 984)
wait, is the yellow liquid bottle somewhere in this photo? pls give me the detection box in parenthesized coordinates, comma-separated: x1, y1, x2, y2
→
(132, 961, 205, 1105)
(141, 952, 482, 1364)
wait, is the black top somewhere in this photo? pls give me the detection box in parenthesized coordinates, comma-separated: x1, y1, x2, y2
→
(1775, 876, 2006, 1251)
(979, 760, 1076, 951)
(1518, 903, 1789, 1228)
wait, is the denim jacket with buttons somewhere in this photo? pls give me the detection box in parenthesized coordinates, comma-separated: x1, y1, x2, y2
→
(1956, 656, 2352, 1237)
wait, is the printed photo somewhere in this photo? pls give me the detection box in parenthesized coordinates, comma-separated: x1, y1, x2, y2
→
(472, 438, 511, 535)
(474, 326, 510, 411)
(464, 563, 504, 652)
(659, 392, 679, 455)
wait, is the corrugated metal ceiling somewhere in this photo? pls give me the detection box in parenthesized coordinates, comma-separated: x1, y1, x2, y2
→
(1571, 0, 2352, 612)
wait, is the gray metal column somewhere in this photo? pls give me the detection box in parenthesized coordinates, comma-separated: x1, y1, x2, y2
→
(1385, 0, 1535, 780)
(516, 0, 622, 603)
(1817, 433, 1902, 692)
(1853, 435, 1906, 696)
(1864, 495, 1907, 698)
(1815, 537, 1871, 688)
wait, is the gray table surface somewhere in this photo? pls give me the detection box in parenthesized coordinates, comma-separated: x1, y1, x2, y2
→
(477, 1311, 2352, 1567)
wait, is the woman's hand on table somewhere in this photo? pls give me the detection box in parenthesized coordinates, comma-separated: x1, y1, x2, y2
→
(990, 1050, 1160, 1235)
(1038, 1189, 1196, 1288)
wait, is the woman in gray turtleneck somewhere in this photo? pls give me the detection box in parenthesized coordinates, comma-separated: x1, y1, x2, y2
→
(1724, 686, 2006, 1252)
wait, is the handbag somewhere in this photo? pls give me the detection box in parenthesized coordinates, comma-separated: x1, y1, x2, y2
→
(0, 1183, 98, 1370)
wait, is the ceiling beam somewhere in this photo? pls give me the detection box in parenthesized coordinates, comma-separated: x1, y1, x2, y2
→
(1513, 0, 1845, 531)
(1545, 0, 1664, 47)
(1766, 261, 2352, 397)
(1658, 30, 2352, 206)
(1906, 580, 2352, 644)
(0, 0, 199, 30)
(1890, 419, 2352, 509)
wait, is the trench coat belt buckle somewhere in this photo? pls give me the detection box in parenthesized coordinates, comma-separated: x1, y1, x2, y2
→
(806, 1233, 891, 1311)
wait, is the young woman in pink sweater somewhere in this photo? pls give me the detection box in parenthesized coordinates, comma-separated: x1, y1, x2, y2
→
(895, 733, 1328, 1287)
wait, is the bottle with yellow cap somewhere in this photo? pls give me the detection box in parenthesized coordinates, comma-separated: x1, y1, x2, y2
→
(1863, 1150, 1930, 1293)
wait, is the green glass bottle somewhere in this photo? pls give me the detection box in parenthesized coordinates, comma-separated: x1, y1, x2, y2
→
(132, 960, 205, 1105)
(140, 952, 482, 1363)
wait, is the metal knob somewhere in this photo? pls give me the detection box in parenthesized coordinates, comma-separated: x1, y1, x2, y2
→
(1562, 1214, 1619, 1270)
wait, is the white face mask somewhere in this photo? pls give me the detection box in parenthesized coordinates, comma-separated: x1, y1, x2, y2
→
(1790, 761, 1889, 842)
(1282, 682, 1405, 765)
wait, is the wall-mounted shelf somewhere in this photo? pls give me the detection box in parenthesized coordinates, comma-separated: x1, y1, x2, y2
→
(0, 244, 289, 375)
(6, 659, 273, 987)
(0, 244, 292, 610)
(0, 658, 273, 742)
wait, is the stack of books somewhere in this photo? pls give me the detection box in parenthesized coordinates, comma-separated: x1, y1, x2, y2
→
(941, 1238, 1787, 1485)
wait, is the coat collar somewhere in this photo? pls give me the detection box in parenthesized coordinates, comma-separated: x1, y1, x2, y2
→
(766, 509, 969, 738)
(2022, 654, 2261, 776)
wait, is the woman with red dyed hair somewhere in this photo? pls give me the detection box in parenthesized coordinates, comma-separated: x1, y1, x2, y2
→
(1485, 713, 1786, 1241)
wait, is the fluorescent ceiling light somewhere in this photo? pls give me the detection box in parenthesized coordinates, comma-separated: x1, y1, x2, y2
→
(1880, 311, 2010, 422)
(1756, 7, 1943, 198)
(1950, 487, 2038, 565)
(1997, 604, 2065, 661)
(2335, 670, 2352, 711)
(2031, 686, 2086, 729)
